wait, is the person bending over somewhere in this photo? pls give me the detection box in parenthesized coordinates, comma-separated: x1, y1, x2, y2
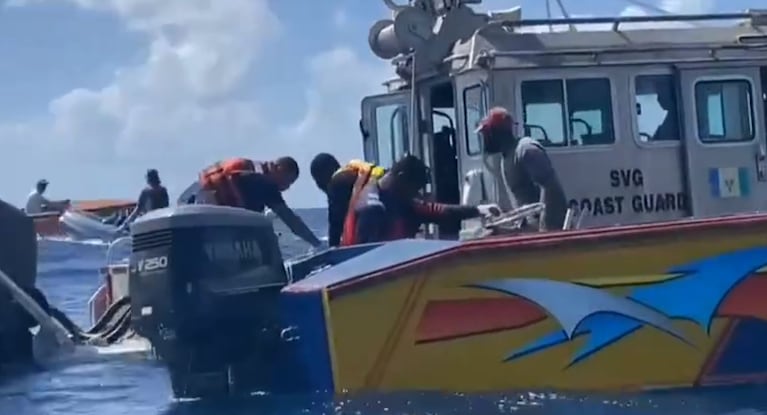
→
(310, 153, 385, 247)
(198, 156, 322, 248)
(342, 155, 500, 245)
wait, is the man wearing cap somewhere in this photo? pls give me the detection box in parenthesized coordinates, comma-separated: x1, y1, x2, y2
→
(24, 180, 69, 214)
(475, 107, 567, 231)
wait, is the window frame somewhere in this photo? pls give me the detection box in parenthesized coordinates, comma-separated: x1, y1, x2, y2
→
(462, 84, 485, 156)
(693, 76, 756, 145)
(518, 76, 618, 149)
(373, 103, 408, 168)
(631, 72, 682, 148)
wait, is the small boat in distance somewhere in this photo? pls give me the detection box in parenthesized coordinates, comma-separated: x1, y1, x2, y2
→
(31, 199, 134, 239)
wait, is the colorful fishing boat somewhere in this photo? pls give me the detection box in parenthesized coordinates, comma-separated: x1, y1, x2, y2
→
(88, 0, 767, 401)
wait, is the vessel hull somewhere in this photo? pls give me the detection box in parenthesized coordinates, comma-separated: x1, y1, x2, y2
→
(282, 213, 767, 395)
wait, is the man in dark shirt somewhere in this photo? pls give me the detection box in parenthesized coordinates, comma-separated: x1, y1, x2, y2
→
(475, 107, 567, 231)
(118, 169, 170, 231)
(310, 153, 382, 247)
(233, 166, 322, 248)
(351, 155, 500, 244)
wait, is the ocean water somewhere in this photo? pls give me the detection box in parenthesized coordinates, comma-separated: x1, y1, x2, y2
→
(1, 208, 767, 415)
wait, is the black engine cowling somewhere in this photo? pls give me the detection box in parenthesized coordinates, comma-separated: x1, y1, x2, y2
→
(128, 205, 289, 398)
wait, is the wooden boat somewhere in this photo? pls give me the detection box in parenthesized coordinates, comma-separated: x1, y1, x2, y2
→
(32, 199, 134, 237)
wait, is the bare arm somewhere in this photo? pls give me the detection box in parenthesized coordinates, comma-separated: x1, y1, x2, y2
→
(270, 203, 322, 247)
(410, 199, 480, 224)
(121, 190, 147, 228)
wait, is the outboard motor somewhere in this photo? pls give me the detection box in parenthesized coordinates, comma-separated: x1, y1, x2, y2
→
(128, 205, 290, 398)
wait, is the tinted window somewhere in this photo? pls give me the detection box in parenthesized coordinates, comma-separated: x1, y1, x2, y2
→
(521, 78, 615, 146)
(521, 80, 567, 146)
(695, 80, 754, 143)
(635, 75, 680, 142)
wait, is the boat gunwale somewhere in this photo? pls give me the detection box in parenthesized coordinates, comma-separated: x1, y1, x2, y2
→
(326, 213, 767, 298)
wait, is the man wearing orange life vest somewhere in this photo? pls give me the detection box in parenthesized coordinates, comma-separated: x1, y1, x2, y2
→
(340, 155, 501, 246)
(198, 156, 322, 248)
(310, 153, 386, 247)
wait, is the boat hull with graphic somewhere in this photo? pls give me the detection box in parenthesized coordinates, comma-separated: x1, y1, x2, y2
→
(90, 204, 767, 398)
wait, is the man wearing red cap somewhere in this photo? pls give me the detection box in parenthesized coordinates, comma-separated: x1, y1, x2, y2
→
(475, 107, 567, 231)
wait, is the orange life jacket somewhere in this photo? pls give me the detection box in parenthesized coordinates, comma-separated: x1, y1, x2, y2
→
(199, 158, 261, 207)
(339, 164, 381, 247)
(340, 176, 410, 246)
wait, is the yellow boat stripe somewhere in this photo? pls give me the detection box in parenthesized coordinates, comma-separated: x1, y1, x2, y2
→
(321, 289, 340, 393)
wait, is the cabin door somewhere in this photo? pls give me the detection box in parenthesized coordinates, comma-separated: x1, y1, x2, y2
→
(454, 73, 492, 204)
(360, 92, 410, 168)
(679, 67, 767, 217)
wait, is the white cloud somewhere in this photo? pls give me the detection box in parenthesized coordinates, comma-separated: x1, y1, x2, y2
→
(0, 0, 392, 207)
(46, 0, 279, 159)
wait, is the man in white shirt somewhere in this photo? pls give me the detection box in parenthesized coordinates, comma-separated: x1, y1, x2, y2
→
(24, 180, 68, 214)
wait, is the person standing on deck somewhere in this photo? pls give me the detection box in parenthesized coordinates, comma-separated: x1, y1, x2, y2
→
(475, 107, 568, 231)
(117, 169, 170, 231)
(196, 156, 322, 248)
(310, 153, 386, 247)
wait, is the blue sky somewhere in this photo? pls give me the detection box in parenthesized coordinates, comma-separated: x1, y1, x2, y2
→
(0, 0, 760, 208)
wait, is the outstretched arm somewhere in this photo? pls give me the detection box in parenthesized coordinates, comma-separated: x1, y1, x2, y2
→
(120, 190, 148, 229)
(270, 202, 322, 247)
(410, 199, 481, 224)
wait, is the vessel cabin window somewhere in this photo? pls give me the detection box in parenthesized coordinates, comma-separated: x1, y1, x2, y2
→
(521, 78, 615, 147)
(695, 79, 754, 143)
(635, 75, 680, 142)
(463, 85, 483, 155)
(374, 104, 409, 167)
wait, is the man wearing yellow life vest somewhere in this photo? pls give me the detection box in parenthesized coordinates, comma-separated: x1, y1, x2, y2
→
(314, 154, 501, 246)
(310, 153, 385, 247)
(198, 156, 322, 248)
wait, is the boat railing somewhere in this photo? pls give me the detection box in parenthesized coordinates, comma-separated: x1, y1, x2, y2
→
(500, 11, 767, 31)
(88, 236, 131, 324)
(484, 202, 546, 230)
(563, 207, 588, 231)
(88, 283, 109, 327)
(106, 236, 131, 269)
(26, 211, 60, 219)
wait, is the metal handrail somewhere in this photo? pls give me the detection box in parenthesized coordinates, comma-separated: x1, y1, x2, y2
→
(106, 236, 131, 268)
(500, 12, 761, 30)
(87, 284, 108, 326)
